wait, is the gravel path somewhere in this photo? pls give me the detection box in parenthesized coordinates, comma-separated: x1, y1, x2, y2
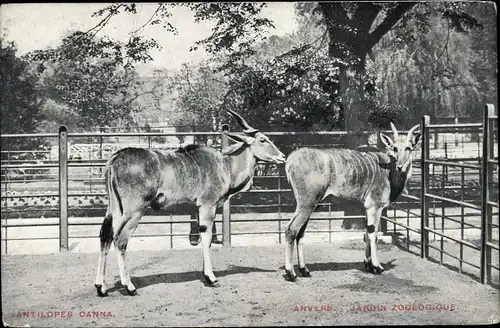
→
(2, 242, 499, 327)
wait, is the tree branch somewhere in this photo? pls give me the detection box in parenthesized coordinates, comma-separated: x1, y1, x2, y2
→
(130, 4, 163, 35)
(367, 2, 418, 50)
(85, 5, 124, 38)
(353, 2, 382, 33)
(274, 29, 328, 62)
(318, 2, 350, 31)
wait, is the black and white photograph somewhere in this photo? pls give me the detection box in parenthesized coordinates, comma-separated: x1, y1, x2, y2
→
(1, 1, 498, 326)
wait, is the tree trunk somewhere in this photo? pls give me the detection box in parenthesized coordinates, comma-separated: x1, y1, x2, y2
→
(318, 1, 417, 231)
(338, 64, 371, 146)
(338, 62, 370, 230)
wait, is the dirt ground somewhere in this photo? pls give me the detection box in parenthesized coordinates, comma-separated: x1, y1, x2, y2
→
(2, 241, 499, 327)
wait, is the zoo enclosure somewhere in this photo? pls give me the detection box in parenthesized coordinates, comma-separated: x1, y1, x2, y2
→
(1, 105, 498, 288)
(379, 105, 499, 288)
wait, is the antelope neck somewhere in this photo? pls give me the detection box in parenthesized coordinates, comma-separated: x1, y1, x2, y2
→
(225, 147, 256, 196)
(387, 155, 408, 203)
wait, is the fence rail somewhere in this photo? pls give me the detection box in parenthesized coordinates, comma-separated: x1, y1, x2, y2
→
(1, 104, 498, 289)
(418, 104, 499, 287)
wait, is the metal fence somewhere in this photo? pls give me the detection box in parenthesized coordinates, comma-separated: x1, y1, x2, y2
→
(1, 105, 498, 288)
(421, 105, 499, 287)
(380, 104, 499, 288)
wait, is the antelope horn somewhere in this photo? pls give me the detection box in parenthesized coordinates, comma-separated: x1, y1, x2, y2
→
(390, 122, 399, 138)
(407, 124, 420, 140)
(226, 109, 259, 135)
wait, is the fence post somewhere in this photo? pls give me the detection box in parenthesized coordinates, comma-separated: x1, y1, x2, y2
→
(381, 209, 388, 235)
(4, 148, 10, 254)
(99, 126, 104, 176)
(444, 142, 448, 183)
(99, 126, 103, 160)
(420, 116, 430, 259)
(59, 125, 69, 251)
(487, 105, 497, 285)
(147, 125, 152, 149)
(221, 124, 231, 247)
(481, 104, 495, 284)
(277, 167, 282, 244)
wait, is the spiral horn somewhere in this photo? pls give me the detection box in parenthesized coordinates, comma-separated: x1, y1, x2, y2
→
(390, 122, 399, 138)
(226, 109, 259, 135)
(407, 124, 420, 140)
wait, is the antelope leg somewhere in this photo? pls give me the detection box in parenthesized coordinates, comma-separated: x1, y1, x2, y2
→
(364, 206, 385, 274)
(199, 205, 218, 286)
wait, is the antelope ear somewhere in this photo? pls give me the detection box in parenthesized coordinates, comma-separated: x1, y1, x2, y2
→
(225, 132, 255, 144)
(410, 132, 422, 149)
(222, 142, 246, 155)
(380, 133, 394, 148)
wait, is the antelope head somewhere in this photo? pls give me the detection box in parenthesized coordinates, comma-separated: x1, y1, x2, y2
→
(380, 122, 422, 173)
(223, 109, 286, 164)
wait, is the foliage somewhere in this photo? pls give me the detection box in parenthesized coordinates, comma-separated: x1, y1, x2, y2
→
(372, 3, 493, 125)
(28, 32, 157, 129)
(222, 49, 342, 131)
(30, 6, 161, 67)
(0, 40, 47, 154)
(11, 2, 492, 137)
(79, 3, 273, 73)
(184, 3, 274, 56)
(170, 62, 228, 131)
(291, 2, 484, 137)
(148, 127, 167, 144)
(35, 99, 81, 133)
(467, 2, 497, 119)
(366, 100, 413, 130)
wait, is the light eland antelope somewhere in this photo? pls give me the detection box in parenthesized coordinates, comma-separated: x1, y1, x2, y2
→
(94, 109, 286, 296)
(283, 123, 421, 281)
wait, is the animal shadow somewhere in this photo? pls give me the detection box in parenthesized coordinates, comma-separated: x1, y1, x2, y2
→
(279, 259, 398, 279)
(107, 265, 277, 294)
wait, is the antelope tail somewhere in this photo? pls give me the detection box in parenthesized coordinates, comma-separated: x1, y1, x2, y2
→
(284, 160, 292, 184)
(105, 158, 123, 217)
(99, 159, 122, 247)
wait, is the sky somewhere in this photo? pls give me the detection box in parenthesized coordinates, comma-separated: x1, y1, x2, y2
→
(1, 3, 298, 71)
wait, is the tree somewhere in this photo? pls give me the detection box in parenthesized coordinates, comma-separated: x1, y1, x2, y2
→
(42, 2, 487, 229)
(467, 2, 497, 120)
(74, 2, 484, 134)
(290, 2, 484, 229)
(171, 62, 228, 130)
(222, 47, 344, 131)
(167, 61, 229, 146)
(29, 32, 159, 130)
(0, 40, 45, 155)
(372, 3, 497, 125)
(35, 99, 81, 133)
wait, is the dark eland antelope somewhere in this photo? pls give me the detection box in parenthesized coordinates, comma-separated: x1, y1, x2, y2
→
(94, 109, 286, 296)
(283, 123, 421, 281)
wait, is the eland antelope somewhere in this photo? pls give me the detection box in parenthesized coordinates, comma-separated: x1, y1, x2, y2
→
(94, 109, 286, 296)
(283, 123, 421, 281)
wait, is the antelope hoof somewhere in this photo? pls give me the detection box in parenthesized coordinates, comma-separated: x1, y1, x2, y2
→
(284, 269, 297, 282)
(372, 264, 385, 274)
(363, 259, 371, 271)
(204, 275, 220, 287)
(364, 260, 384, 274)
(125, 286, 137, 296)
(211, 237, 222, 244)
(189, 236, 200, 246)
(299, 267, 311, 277)
(95, 284, 108, 297)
